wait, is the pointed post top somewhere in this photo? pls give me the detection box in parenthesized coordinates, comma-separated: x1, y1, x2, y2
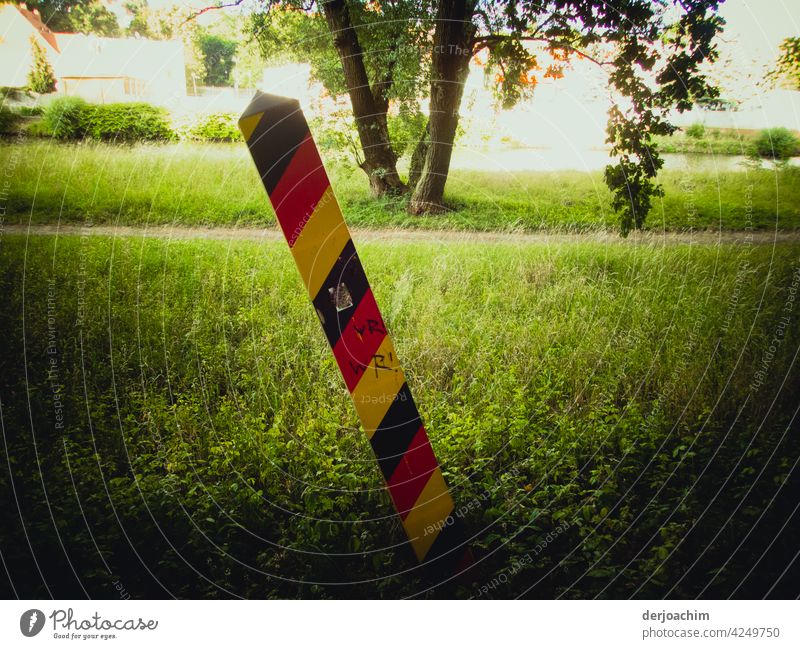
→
(239, 90, 300, 121)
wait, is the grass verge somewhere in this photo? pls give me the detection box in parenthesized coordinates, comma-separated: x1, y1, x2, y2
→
(1, 234, 798, 598)
(2, 140, 799, 231)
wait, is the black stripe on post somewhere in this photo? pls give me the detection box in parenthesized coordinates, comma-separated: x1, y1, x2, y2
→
(422, 516, 470, 577)
(311, 238, 370, 348)
(370, 383, 422, 480)
(246, 98, 311, 195)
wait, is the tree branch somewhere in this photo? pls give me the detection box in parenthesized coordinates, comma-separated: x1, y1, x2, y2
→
(181, 0, 248, 26)
(472, 32, 610, 68)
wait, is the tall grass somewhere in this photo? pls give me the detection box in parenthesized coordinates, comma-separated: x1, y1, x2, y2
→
(1, 234, 797, 598)
(2, 140, 798, 231)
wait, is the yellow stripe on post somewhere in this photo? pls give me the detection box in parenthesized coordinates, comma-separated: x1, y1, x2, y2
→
(239, 111, 264, 142)
(290, 186, 351, 299)
(349, 335, 406, 439)
(402, 469, 455, 561)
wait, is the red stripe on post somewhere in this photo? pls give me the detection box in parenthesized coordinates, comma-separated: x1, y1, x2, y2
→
(332, 289, 387, 392)
(386, 426, 439, 520)
(269, 135, 330, 246)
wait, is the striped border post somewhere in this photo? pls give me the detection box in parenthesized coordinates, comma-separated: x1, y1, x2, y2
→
(239, 91, 471, 577)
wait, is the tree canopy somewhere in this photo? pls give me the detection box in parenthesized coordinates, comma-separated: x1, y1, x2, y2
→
(202, 0, 725, 233)
(771, 37, 800, 90)
(28, 0, 120, 36)
(198, 34, 238, 85)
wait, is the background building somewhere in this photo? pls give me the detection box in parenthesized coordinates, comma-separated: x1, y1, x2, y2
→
(0, 3, 59, 89)
(0, 3, 186, 104)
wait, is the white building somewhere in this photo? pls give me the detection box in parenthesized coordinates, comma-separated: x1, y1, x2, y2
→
(0, 3, 186, 104)
(0, 3, 59, 89)
(54, 33, 186, 104)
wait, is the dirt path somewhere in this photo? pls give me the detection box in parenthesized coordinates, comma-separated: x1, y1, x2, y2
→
(5, 223, 799, 245)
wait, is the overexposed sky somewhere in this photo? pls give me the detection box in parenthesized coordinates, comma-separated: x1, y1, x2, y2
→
(719, 0, 799, 63)
(714, 0, 799, 95)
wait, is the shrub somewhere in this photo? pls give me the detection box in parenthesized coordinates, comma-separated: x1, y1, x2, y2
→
(43, 96, 87, 139)
(44, 99, 175, 142)
(27, 37, 56, 94)
(752, 127, 800, 161)
(0, 107, 22, 134)
(685, 122, 705, 139)
(388, 106, 427, 157)
(82, 103, 175, 142)
(182, 113, 241, 142)
(0, 87, 29, 101)
(17, 105, 43, 117)
(24, 119, 53, 137)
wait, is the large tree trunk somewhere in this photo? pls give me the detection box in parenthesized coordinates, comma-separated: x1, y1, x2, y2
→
(409, 0, 475, 214)
(321, 0, 406, 196)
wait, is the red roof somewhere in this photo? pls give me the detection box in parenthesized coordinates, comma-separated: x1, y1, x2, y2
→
(16, 4, 59, 53)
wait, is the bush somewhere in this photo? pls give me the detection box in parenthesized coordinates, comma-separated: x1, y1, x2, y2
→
(388, 106, 427, 157)
(24, 119, 53, 137)
(43, 96, 87, 139)
(182, 113, 241, 142)
(17, 106, 43, 117)
(685, 122, 705, 139)
(43, 99, 175, 142)
(0, 87, 29, 101)
(752, 127, 800, 161)
(0, 107, 22, 134)
(0, 108, 20, 133)
(83, 103, 175, 142)
(27, 37, 56, 94)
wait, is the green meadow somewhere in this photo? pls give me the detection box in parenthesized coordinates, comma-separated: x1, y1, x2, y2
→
(1, 233, 797, 598)
(2, 139, 798, 232)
